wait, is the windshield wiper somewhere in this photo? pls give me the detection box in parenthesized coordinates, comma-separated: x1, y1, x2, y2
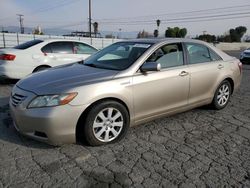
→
(84, 63, 98, 68)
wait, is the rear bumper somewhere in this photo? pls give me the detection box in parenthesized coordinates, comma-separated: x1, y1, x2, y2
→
(0, 62, 33, 79)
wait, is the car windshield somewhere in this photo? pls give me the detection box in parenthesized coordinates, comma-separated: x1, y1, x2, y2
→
(84, 42, 152, 70)
(14, 39, 43, 50)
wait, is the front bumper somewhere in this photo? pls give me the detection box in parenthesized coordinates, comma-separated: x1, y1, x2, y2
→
(240, 57, 250, 64)
(9, 86, 87, 145)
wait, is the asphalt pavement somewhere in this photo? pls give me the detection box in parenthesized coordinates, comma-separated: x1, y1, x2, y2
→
(0, 52, 250, 187)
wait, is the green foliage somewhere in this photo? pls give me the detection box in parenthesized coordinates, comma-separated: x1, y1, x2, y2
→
(93, 22, 98, 37)
(153, 29, 159, 37)
(218, 26, 247, 42)
(165, 27, 187, 38)
(156, 19, 161, 28)
(195, 34, 216, 42)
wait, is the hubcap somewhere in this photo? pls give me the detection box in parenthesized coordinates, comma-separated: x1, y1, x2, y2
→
(93, 108, 123, 142)
(217, 84, 230, 106)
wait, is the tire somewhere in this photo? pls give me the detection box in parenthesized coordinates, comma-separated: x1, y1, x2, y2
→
(83, 100, 129, 146)
(33, 66, 50, 73)
(212, 80, 232, 110)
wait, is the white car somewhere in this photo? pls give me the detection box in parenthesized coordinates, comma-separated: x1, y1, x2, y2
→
(0, 39, 98, 79)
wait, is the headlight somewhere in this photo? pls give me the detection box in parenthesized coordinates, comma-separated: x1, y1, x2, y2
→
(28, 93, 77, 108)
(240, 52, 244, 59)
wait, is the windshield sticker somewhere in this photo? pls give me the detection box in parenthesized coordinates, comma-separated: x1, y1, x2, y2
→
(133, 44, 151, 48)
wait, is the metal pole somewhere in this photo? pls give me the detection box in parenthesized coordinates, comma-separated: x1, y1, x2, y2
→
(3, 32, 6, 48)
(89, 0, 92, 38)
(17, 14, 24, 34)
(17, 32, 19, 45)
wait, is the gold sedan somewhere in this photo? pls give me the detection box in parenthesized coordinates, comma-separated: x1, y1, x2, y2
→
(10, 39, 242, 146)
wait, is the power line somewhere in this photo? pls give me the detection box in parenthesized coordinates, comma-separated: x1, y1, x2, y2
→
(94, 4, 250, 21)
(0, 0, 80, 22)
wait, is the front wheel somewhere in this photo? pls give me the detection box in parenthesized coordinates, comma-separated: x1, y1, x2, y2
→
(83, 100, 129, 146)
(212, 80, 232, 110)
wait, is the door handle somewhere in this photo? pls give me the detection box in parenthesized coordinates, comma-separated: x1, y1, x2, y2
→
(179, 71, 189, 77)
(218, 64, 224, 69)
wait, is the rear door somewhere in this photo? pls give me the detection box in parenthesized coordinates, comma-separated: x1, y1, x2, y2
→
(184, 42, 224, 104)
(41, 41, 81, 66)
(73, 42, 97, 60)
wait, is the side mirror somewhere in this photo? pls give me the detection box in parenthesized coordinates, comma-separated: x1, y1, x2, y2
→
(140, 62, 161, 72)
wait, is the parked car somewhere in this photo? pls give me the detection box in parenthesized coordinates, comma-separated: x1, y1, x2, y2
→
(240, 48, 250, 64)
(10, 38, 242, 146)
(0, 39, 98, 79)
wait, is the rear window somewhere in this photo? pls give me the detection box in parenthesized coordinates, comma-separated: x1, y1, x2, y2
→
(41, 42, 73, 54)
(14, 40, 43, 50)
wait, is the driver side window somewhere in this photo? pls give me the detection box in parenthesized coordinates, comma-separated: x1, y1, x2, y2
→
(146, 43, 184, 69)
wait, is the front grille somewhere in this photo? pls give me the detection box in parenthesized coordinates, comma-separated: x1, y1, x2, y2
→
(11, 93, 26, 107)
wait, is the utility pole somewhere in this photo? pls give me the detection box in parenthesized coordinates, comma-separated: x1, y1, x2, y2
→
(88, 0, 92, 38)
(17, 14, 24, 34)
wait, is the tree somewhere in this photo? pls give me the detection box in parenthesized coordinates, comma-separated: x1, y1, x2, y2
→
(179, 28, 187, 38)
(165, 27, 187, 38)
(218, 26, 247, 42)
(92, 22, 98, 38)
(156, 19, 161, 30)
(153, 29, 159, 38)
(195, 34, 216, 42)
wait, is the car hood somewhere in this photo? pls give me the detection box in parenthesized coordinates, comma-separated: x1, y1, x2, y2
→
(244, 49, 250, 53)
(17, 63, 119, 94)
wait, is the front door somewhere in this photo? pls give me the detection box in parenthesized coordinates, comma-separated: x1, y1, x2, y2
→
(132, 43, 190, 123)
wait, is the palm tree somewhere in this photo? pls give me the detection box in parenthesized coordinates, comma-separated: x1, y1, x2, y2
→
(93, 22, 98, 38)
(156, 19, 161, 30)
(154, 29, 159, 38)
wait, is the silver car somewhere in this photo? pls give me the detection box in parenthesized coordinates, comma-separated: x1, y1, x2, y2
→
(10, 39, 242, 146)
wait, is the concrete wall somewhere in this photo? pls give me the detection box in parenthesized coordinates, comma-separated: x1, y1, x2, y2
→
(0, 33, 122, 49)
(215, 42, 250, 51)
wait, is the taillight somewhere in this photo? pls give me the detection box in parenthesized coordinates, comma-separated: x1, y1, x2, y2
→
(238, 61, 242, 74)
(0, 54, 16, 61)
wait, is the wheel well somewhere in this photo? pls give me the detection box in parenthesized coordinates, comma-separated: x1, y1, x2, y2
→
(75, 97, 130, 143)
(225, 78, 234, 94)
(33, 65, 51, 73)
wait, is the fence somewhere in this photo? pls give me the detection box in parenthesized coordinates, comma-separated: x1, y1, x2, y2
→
(0, 32, 122, 49)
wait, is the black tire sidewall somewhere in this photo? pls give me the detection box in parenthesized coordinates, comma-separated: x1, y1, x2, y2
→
(34, 66, 49, 72)
(83, 100, 129, 146)
(212, 80, 232, 110)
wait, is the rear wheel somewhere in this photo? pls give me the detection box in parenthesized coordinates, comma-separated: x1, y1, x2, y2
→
(212, 80, 232, 110)
(33, 66, 50, 73)
(83, 100, 129, 146)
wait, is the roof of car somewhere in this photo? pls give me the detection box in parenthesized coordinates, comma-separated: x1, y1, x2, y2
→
(122, 38, 209, 45)
(41, 38, 92, 43)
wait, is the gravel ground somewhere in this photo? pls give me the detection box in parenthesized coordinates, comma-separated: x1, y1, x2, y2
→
(0, 65, 250, 188)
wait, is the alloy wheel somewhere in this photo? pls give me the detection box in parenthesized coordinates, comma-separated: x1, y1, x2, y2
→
(92, 107, 124, 142)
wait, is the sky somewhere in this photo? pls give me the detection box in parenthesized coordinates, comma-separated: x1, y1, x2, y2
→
(0, 0, 249, 37)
